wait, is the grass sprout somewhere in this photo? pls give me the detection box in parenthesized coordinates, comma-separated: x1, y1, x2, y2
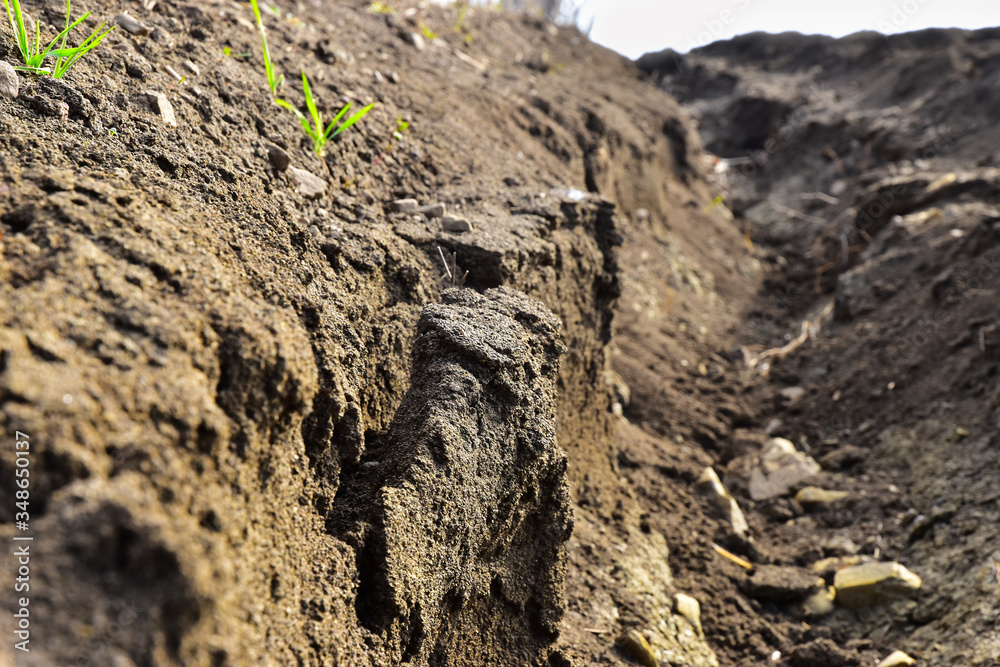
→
(276, 71, 375, 156)
(52, 1, 114, 78)
(2, 0, 113, 76)
(249, 0, 282, 94)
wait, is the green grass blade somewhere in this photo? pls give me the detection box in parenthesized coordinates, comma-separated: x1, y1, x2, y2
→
(300, 71, 322, 136)
(5, 0, 31, 64)
(275, 98, 315, 139)
(249, 0, 280, 94)
(41, 11, 89, 59)
(52, 23, 114, 78)
(330, 103, 375, 137)
(323, 102, 351, 139)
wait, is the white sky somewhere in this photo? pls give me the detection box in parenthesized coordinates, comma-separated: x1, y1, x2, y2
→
(575, 0, 1000, 58)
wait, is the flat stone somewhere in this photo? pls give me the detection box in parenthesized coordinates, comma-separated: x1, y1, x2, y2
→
(0, 61, 18, 99)
(795, 486, 849, 507)
(288, 167, 327, 199)
(391, 198, 419, 214)
(442, 215, 473, 233)
(833, 561, 922, 608)
(116, 13, 151, 36)
(144, 91, 176, 127)
(876, 650, 916, 667)
(673, 593, 703, 636)
(267, 143, 291, 172)
(417, 202, 445, 218)
(697, 467, 749, 537)
(744, 565, 825, 603)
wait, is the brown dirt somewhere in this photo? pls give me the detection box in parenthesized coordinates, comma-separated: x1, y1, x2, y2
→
(0, 2, 997, 667)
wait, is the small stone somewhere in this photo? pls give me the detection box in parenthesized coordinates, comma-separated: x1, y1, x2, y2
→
(116, 13, 151, 36)
(267, 143, 291, 172)
(145, 91, 176, 127)
(442, 215, 473, 233)
(288, 167, 327, 200)
(404, 32, 425, 50)
(780, 386, 806, 403)
(876, 651, 916, 667)
(391, 198, 419, 214)
(748, 438, 821, 501)
(635, 208, 650, 223)
(386, 70, 400, 84)
(0, 61, 18, 99)
(802, 586, 836, 617)
(697, 467, 749, 537)
(833, 562, 922, 608)
(615, 629, 657, 667)
(182, 59, 200, 76)
(673, 593, 703, 636)
(417, 202, 445, 218)
(744, 565, 825, 603)
(795, 486, 849, 507)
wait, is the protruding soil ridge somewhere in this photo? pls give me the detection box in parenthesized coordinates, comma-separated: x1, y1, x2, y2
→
(331, 287, 573, 666)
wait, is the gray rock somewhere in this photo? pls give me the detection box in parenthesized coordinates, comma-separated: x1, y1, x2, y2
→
(115, 13, 151, 36)
(744, 565, 825, 602)
(417, 202, 445, 218)
(267, 143, 291, 172)
(748, 438, 821, 501)
(144, 91, 176, 127)
(0, 61, 18, 99)
(391, 198, 419, 214)
(329, 288, 571, 663)
(288, 167, 326, 199)
(442, 215, 473, 233)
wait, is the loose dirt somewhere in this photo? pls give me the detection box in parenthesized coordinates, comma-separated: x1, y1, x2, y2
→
(0, 3, 997, 666)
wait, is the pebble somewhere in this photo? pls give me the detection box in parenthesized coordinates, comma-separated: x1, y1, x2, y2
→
(673, 593, 703, 636)
(385, 70, 400, 84)
(144, 91, 176, 127)
(697, 467, 749, 537)
(391, 198, 419, 214)
(404, 32, 425, 50)
(802, 586, 836, 617)
(833, 561, 922, 608)
(795, 486, 849, 507)
(267, 143, 291, 172)
(876, 650, 916, 667)
(288, 167, 327, 199)
(116, 13, 151, 36)
(182, 60, 200, 76)
(615, 629, 657, 667)
(442, 215, 473, 233)
(748, 438, 821, 501)
(0, 61, 18, 99)
(417, 202, 445, 218)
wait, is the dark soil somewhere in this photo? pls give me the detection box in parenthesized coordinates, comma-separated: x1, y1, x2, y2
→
(0, 2, 997, 666)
